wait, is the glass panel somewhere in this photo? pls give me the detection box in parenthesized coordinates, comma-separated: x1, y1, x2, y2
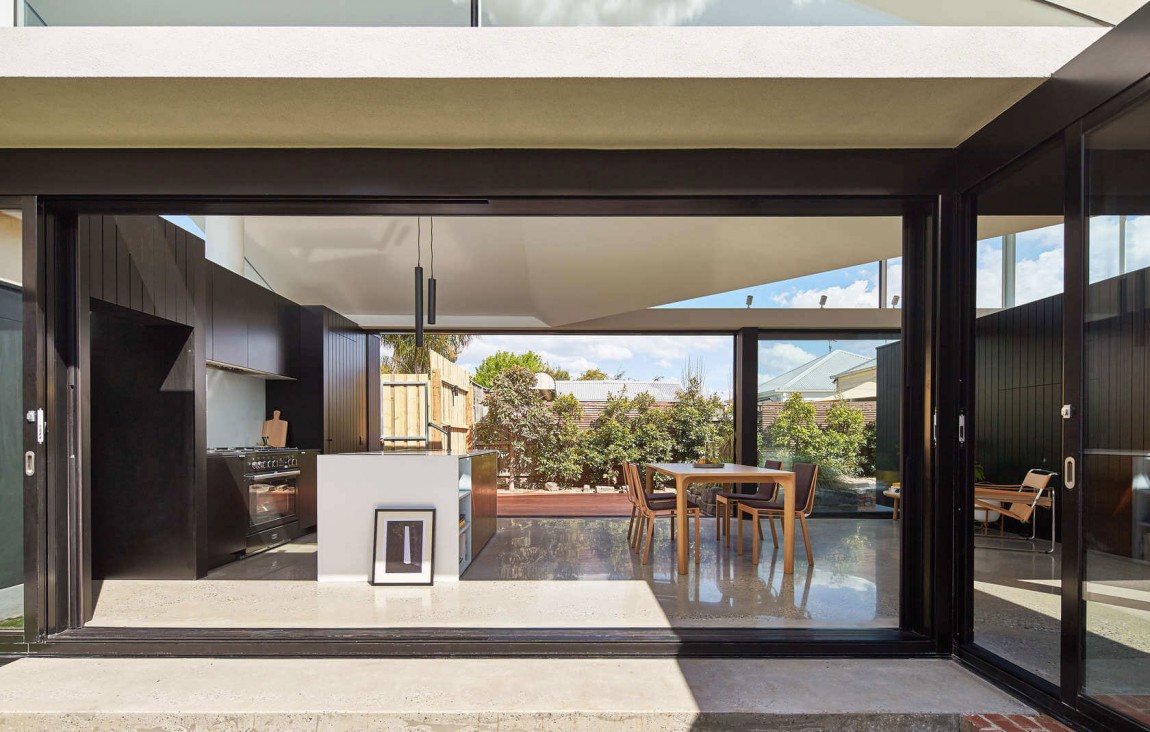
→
(0, 209, 24, 630)
(1082, 95, 1150, 722)
(753, 333, 900, 625)
(660, 261, 885, 309)
(480, 0, 1100, 27)
(22, 0, 471, 27)
(972, 142, 1064, 685)
(757, 336, 900, 516)
(886, 257, 903, 308)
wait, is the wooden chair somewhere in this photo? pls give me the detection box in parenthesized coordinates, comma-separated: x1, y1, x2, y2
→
(737, 463, 819, 565)
(623, 462, 700, 565)
(714, 460, 782, 545)
(974, 469, 1057, 552)
(623, 461, 676, 546)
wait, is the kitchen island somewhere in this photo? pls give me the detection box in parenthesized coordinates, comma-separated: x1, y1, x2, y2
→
(316, 450, 498, 583)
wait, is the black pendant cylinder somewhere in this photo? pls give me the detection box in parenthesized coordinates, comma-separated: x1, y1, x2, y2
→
(414, 265, 424, 347)
(427, 277, 437, 324)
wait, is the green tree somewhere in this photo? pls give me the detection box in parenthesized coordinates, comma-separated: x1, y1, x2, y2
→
(532, 394, 584, 485)
(380, 334, 472, 374)
(821, 398, 867, 476)
(765, 393, 869, 479)
(474, 366, 551, 489)
(577, 368, 608, 381)
(767, 392, 823, 458)
(667, 375, 733, 462)
(473, 350, 570, 388)
(580, 392, 638, 483)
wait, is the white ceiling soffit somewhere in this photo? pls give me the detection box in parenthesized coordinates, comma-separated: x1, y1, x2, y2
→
(977, 216, 1065, 239)
(0, 26, 1106, 148)
(240, 216, 902, 328)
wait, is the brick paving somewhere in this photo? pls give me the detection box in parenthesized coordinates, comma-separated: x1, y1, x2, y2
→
(962, 713, 1072, 732)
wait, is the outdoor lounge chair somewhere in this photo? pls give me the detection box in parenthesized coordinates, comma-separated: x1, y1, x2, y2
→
(737, 462, 819, 565)
(714, 460, 782, 546)
(974, 469, 1057, 553)
(623, 462, 700, 565)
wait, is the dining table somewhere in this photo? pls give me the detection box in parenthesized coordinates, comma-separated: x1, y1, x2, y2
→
(645, 462, 798, 576)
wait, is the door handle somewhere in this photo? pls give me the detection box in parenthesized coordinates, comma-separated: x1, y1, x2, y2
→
(1064, 456, 1076, 490)
(24, 451, 35, 477)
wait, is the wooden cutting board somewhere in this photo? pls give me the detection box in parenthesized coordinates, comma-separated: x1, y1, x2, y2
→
(262, 410, 288, 448)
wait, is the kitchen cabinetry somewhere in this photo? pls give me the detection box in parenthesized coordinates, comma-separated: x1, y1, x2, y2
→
(207, 263, 297, 379)
(266, 307, 379, 454)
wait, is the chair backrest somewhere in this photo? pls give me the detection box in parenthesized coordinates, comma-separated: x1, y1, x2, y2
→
(1009, 469, 1056, 523)
(621, 462, 639, 507)
(792, 462, 820, 516)
(754, 460, 784, 498)
(623, 462, 654, 512)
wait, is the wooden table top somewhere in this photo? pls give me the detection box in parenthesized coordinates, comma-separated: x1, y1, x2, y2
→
(646, 462, 794, 480)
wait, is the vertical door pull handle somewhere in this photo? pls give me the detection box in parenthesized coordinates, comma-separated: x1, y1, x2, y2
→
(1064, 456, 1076, 490)
(24, 451, 35, 477)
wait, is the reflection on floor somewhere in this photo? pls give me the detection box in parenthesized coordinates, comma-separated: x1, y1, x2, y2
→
(973, 540, 1150, 696)
(87, 517, 899, 629)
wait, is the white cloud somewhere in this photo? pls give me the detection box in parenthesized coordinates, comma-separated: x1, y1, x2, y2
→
(1015, 249, 1063, 305)
(772, 278, 879, 309)
(758, 343, 818, 381)
(479, 0, 712, 26)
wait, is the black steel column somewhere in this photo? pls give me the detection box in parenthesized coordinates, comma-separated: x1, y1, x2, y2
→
(733, 328, 758, 477)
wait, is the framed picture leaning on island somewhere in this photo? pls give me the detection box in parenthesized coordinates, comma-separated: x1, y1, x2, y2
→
(370, 508, 435, 586)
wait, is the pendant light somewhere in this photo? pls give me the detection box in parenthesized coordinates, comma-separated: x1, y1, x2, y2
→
(427, 216, 437, 325)
(414, 217, 424, 347)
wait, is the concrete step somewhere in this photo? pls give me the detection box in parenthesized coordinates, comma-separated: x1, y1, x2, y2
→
(0, 657, 1035, 731)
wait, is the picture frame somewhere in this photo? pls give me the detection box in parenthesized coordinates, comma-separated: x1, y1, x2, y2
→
(370, 508, 435, 586)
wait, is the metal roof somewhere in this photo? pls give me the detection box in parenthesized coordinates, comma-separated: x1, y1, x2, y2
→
(831, 357, 877, 380)
(757, 350, 870, 399)
(555, 380, 683, 402)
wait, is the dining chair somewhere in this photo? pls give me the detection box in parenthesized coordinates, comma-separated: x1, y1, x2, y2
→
(714, 460, 782, 546)
(624, 462, 700, 565)
(623, 461, 676, 546)
(737, 462, 819, 565)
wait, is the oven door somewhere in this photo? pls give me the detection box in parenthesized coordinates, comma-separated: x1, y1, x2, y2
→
(246, 469, 300, 531)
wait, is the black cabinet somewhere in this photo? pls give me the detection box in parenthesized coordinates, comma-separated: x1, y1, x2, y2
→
(207, 263, 296, 379)
(266, 307, 373, 454)
(210, 266, 250, 369)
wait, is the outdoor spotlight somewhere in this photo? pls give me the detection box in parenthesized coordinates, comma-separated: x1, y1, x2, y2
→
(745, 295, 753, 308)
(819, 295, 828, 308)
(891, 295, 900, 307)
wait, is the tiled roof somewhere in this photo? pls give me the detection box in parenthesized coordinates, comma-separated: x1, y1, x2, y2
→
(758, 350, 870, 399)
(555, 380, 683, 402)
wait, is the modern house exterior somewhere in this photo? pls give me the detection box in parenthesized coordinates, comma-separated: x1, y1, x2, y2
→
(2, 2, 1150, 730)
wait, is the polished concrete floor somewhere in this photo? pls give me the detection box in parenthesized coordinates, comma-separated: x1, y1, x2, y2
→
(88, 517, 900, 629)
(972, 538, 1150, 696)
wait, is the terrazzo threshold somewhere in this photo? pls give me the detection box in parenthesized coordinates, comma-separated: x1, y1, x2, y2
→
(0, 657, 1034, 731)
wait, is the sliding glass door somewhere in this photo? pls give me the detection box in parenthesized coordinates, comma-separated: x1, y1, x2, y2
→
(1075, 93, 1150, 728)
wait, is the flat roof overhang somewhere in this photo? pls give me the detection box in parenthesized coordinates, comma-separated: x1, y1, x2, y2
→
(0, 26, 1106, 148)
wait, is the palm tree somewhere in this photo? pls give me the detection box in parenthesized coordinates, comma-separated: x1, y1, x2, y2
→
(380, 334, 473, 374)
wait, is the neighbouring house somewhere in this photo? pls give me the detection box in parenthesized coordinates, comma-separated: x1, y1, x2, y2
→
(757, 350, 871, 402)
(831, 358, 878, 401)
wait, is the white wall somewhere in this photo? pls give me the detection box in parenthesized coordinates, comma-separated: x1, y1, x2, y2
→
(206, 368, 266, 448)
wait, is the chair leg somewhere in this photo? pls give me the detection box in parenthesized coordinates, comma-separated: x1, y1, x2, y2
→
(767, 515, 778, 548)
(752, 512, 761, 564)
(642, 514, 656, 565)
(724, 502, 732, 547)
(1000, 518, 1005, 537)
(799, 513, 813, 565)
(627, 505, 636, 543)
(737, 507, 744, 555)
(632, 514, 645, 550)
(715, 499, 723, 542)
(671, 510, 676, 541)
(694, 510, 700, 564)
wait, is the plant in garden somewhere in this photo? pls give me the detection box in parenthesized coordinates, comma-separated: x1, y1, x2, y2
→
(580, 392, 639, 483)
(821, 398, 867, 476)
(576, 368, 608, 381)
(472, 350, 570, 388)
(474, 366, 551, 489)
(765, 392, 870, 479)
(532, 393, 584, 485)
(667, 375, 733, 461)
(767, 392, 823, 458)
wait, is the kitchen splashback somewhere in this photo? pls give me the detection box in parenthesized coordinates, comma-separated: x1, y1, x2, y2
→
(206, 367, 266, 448)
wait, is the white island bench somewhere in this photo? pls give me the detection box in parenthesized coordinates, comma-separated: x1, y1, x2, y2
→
(316, 450, 498, 583)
